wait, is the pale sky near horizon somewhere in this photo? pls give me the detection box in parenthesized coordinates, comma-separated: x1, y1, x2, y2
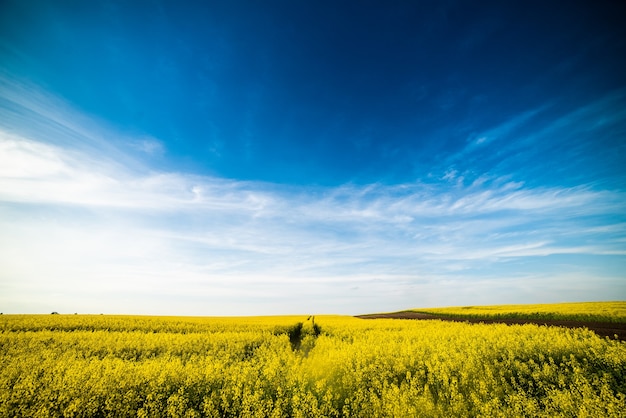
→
(1, 0, 625, 315)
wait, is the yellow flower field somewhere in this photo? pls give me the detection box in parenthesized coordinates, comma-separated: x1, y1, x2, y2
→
(1, 311, 625, 417)
(411, 301, 626, 323)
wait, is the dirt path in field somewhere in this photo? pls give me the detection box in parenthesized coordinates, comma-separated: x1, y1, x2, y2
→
(355, 312, 626, 341)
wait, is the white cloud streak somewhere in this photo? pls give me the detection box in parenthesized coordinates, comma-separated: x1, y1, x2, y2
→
(1, 76, 625, 315)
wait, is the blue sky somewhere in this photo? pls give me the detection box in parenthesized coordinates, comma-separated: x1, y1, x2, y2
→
(1, 0, 625, 315)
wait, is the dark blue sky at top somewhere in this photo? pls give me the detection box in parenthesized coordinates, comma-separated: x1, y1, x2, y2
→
(2, 0, 625, 187)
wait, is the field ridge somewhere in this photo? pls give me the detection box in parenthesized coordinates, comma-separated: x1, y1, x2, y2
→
(356, 301, 626, 340)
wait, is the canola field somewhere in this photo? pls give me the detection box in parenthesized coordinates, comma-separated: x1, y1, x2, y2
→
(412, 301, 626, 323)
(1, 312, 625, 417)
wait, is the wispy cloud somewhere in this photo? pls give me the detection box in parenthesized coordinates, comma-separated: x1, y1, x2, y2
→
(1, 77, 625, 314)
(442, 89, 626, 189)
(130, 137, 166, 156)
(467, 106, 547, 148)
